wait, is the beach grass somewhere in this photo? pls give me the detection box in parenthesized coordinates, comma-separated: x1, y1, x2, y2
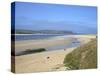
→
(63, 39, 97, 70)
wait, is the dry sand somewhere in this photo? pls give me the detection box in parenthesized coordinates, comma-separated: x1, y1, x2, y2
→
(13, 35, 96, 73)
(15, 47, 76, 73)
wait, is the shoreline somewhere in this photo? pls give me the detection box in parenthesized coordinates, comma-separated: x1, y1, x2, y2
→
(15, 35, 74, 55)
(14, 35, 96, 55)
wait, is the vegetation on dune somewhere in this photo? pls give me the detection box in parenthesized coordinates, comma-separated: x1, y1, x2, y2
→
(63, 39, 97, 70)
(16, 48, 46, 56)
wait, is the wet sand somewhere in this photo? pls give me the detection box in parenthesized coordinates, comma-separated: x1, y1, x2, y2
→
(15, 36, 73, 55)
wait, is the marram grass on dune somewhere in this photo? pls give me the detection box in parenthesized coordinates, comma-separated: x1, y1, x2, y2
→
(64, 39, 97, 70)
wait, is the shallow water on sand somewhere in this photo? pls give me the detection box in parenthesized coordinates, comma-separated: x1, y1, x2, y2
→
(46, 39, 80, 51)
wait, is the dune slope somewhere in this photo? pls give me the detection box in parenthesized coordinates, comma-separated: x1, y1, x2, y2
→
(63, 39, 97, 70)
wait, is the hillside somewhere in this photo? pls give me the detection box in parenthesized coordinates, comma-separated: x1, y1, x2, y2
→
(15, 29, 74, 34)
(63, 39, 97, 70)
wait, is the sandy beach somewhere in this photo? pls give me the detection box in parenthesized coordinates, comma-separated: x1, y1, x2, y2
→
(12, 35, 96, 73)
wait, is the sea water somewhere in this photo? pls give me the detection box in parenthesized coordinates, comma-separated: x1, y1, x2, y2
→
(15, 34, 66, 41)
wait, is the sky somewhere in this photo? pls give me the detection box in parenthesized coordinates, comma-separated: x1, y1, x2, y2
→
(12, 2, 97, 34)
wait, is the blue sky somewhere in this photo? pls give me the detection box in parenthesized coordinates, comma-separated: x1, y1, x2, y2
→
(13, 2, 97, 34)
